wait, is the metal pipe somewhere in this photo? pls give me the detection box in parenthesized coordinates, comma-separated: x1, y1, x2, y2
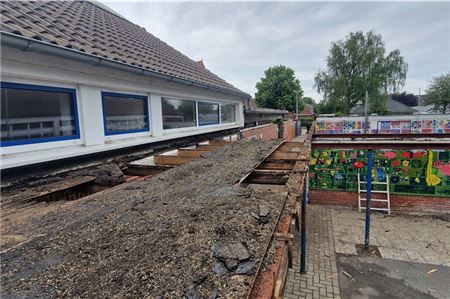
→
(0, 32, 250, 99)
(364, 90, 369, 133)
(300, 172, 308, 273)
(364, 149, 373, 248)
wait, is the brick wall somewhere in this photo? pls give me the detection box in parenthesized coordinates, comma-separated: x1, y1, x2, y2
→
(240, 123, 279, 140)
(282, 120, 297, 141)
(309, 189, 450, 214)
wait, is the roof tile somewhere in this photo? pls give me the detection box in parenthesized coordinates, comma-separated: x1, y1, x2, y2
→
(1, 1, 247, 96)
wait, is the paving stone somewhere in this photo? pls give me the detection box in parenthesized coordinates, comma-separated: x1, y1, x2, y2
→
(330, 208, 450, 266)
(283, 206, 341, 299)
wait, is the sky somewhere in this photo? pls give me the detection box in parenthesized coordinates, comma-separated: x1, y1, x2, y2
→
(101, 1, 450, 102)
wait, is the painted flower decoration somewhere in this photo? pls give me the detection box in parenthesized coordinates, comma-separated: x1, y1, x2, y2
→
(353, 161, 365, 169)
(402, 160, 410, 167)
(384, 151, 397, 159)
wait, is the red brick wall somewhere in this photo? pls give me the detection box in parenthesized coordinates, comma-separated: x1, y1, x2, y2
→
(282, 120, 297, 141)
(309, 189, 450, 214)
(240, 124, 279, 140)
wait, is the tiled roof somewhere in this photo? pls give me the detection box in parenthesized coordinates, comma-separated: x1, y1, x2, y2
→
(350, 96, 417, 114)
(1, 1, 248, 97)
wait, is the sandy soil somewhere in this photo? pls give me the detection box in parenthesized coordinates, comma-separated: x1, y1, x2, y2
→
(1, 139, 287, 298)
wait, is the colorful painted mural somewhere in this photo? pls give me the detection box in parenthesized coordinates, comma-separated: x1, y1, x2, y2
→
(316, 120, 368, 134)
(315, 117, 450, 134)
(309, 149, 450, 197)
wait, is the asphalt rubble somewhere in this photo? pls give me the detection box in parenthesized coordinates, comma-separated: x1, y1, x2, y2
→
(1, 139, 288, 298)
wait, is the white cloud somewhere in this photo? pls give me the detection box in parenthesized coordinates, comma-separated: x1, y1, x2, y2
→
(102, 1, 449, 102)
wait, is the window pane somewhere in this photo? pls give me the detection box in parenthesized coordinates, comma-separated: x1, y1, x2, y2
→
(1, 85, 77, 144)
(221, 104, 236, 123)
(198, 102, 219, 126)
(103, 94, 148, 134)
(162, 98, 196, 129)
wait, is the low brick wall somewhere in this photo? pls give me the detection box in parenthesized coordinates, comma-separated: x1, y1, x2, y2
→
(240, 123, 279, 140)
(282, 120, 297, 141)
(309, 189, 450, 214)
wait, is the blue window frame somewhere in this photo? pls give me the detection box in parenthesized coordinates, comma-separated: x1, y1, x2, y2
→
(198, 101, 220, 126)
(101, 92, 150, 136)
(1, 82, 80, 147)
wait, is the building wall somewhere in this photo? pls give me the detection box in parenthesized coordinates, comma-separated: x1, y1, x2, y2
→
(240, 124, 279, 140)
(309, 190, 450, 214)
(316, 115, 450, 134)
(1, 47, 245, 169)
(282, 120, 297, 141)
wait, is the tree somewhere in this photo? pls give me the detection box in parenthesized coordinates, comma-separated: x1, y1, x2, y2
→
(301, 96, 316, 107)
(391, 92, 418, 107)
(425, 73, 450, 114)
(314, 31, 408, 115)
(255, 65, 303, 112)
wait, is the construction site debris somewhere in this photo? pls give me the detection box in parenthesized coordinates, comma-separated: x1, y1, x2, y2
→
(1, 139, 284, 298)
(212, 242, 251, 270)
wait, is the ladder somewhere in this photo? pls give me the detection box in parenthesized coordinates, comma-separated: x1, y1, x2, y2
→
(358, 173, 391, 214)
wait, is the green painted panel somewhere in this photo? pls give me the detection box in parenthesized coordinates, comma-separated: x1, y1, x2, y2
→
(309, 149, 450, 197)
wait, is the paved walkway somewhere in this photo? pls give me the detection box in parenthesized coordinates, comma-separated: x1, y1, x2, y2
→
(284, 205, 341, 299)
(283, 205, 450, 299)
(331, 209, 450, 266)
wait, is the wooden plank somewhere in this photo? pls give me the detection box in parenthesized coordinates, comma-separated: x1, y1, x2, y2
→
(258, 161, 295, 170)
(22, 176, 97, 203)
(123, 164, 172, 176)
(207, 140, 230, 146)
(195, 144, 223, 151)
(177, 148, 209, 157)
(277, 142, 304, 151)
(154, 155, 195, 166)
(275, 233, 294, 241)
(243, 171, 289, 185)
(286, 161, 308, 196)
(268, 152, 300, 160)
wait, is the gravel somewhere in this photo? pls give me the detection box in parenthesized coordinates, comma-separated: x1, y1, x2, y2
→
(1, 139, 287, 298)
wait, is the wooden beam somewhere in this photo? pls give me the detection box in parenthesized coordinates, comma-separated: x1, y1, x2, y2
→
(258, 161, 295, 170)
(268, 152, 300, 160)
(286, 161, 308, 196)
(207, 140, 230, 146)
(154, 155, 195, 166)
(195, 144, 223, 151)
(123, 164, 172, 176)
(277, 145, 304, 153)
(243, 171, 289, 185)
(177, 148, 209, 157)
(20, 176, 97, 203)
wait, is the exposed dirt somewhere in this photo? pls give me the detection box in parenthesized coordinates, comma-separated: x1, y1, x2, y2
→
(1, 139, 288, 298)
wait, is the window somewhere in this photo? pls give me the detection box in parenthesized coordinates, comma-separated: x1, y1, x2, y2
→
(102, 92, 149, 135)
(162, 98, 196, 129)
(198, 101, 219, 126)
(1, 82, 79, 146)
(221, 104, 236, 123)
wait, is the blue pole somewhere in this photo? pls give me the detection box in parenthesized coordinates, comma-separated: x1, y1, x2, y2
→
(364, 149, 373, 249)
(300, 173, 308, 273)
